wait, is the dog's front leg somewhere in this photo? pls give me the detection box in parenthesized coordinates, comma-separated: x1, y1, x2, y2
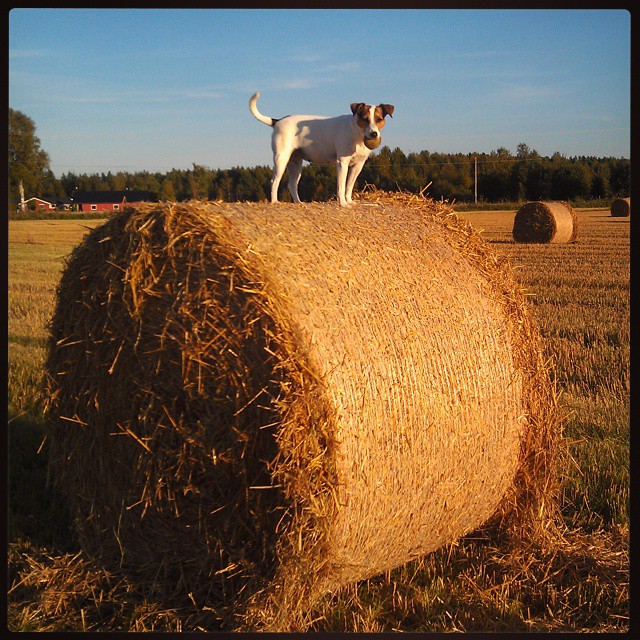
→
(336, 158, 351, 207)
(345, 160, 367, 205)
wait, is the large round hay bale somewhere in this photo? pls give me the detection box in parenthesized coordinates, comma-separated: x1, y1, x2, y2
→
(610, 197, 630, 217)
(512, 201, 578, 243)
(45, 192, 561, 631)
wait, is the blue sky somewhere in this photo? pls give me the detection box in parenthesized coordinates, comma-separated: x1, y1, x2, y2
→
(9, 8, 630, 177)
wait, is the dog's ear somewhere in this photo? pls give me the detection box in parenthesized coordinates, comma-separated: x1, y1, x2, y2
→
(380, 104, 394, 118)
(351, 102, 366, 115)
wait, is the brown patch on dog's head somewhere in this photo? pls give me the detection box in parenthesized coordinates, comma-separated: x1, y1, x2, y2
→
(351, 102, 394, 130)
(373, 105, 394, 130)
(378, 104, 394, 119)
(350, 102, 367, 116)
(350, 102, 371, 129)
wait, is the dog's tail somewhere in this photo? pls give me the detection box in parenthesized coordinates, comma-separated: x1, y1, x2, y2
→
(249, 92, 277, 127)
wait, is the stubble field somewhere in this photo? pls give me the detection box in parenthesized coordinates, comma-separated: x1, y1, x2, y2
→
(7, 205, 629, 632)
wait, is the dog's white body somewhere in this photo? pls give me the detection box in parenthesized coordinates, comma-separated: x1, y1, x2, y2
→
(249, 92, 394, 207)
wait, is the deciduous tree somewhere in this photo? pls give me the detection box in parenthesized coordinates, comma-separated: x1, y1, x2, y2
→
(8, 109, 51, 211)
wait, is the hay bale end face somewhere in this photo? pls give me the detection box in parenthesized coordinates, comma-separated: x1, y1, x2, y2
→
(45, 193, 561, 631)
(512, 201, 578, 243)
(611, 197, 630, 217)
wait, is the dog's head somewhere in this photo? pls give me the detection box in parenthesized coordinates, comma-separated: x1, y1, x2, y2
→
(350, 102, 394, 146)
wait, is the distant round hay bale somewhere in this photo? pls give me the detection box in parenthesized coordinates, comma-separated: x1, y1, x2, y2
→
(610, 197, 630, 217)
(45, 192, 561, 631)
(512, 201, 578, 243)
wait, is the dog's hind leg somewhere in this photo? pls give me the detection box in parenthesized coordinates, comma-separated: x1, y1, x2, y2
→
(286, 152, 304, 204)
(271, 150, 292, 203)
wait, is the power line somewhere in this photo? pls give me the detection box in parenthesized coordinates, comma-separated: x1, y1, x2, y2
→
(51, 154, 621, 173)
(50, 157, 528, 172)
(389, 157, 544, 168)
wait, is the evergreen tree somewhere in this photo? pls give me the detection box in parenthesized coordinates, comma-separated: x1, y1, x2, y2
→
(188, 163, 213, 199)
(159, 177, 177, 201)
(9, 128, 630, 210)
(609, 159, 630, 197)
(525, 157, 551, 200)
(590, 163, 610, 199)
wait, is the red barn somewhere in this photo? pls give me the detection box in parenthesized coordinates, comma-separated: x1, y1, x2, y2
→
(22, 196, 56, 211)
(72, 190, 155, 212)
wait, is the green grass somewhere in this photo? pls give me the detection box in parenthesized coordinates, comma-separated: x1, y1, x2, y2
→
(8, 220, 104, 421)
(8, 221, 104, 553)
(9, 209, 114, 221)
(7, 207, 629, 632)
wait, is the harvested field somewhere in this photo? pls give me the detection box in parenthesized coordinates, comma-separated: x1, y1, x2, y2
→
(8, 196, 628, 633)
(44, 192, 560, 630)
(512, 201, 578, 244)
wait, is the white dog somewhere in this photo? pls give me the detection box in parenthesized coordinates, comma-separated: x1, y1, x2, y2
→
(249, 92, 394, 207)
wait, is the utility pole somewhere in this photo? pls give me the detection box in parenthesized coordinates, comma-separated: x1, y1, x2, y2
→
(474, 157, 478, 205)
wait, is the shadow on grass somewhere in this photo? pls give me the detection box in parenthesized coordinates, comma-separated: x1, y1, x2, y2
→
(8, 413, 74, 550)
(308, 525, 628, 633)
(8, 335, 49, 350)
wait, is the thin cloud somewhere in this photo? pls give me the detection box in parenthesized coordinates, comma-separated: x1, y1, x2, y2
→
(574, 113, 616, 123)
(180, 90, 225, 100)
(321, 62, 360, 73)
(424, 127, 627, 142)
(57, 95, 124, 104)
(286, 54, 323, 63)
(50, 89, 225, 105)
(278, 80, 321, 90)
(9, 48, 53, 59)
(494, 82, 567, 102)
(459, 50, 510, 59)
(273, 61, 360, 91)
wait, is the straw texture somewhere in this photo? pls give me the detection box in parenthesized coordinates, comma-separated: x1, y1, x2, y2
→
(610, 197, 630, 217)
(512, 201, 578, 243)
(45, 191, 561, 631)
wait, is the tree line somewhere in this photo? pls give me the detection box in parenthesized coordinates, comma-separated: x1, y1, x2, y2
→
(9, 109, 630, 211)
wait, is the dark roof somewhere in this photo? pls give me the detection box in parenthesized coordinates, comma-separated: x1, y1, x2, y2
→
(41, 195, 72, 205)
(72, 190, 154, 204)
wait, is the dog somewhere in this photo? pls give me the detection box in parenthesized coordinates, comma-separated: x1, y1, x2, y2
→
(249, 92, 394, 207)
